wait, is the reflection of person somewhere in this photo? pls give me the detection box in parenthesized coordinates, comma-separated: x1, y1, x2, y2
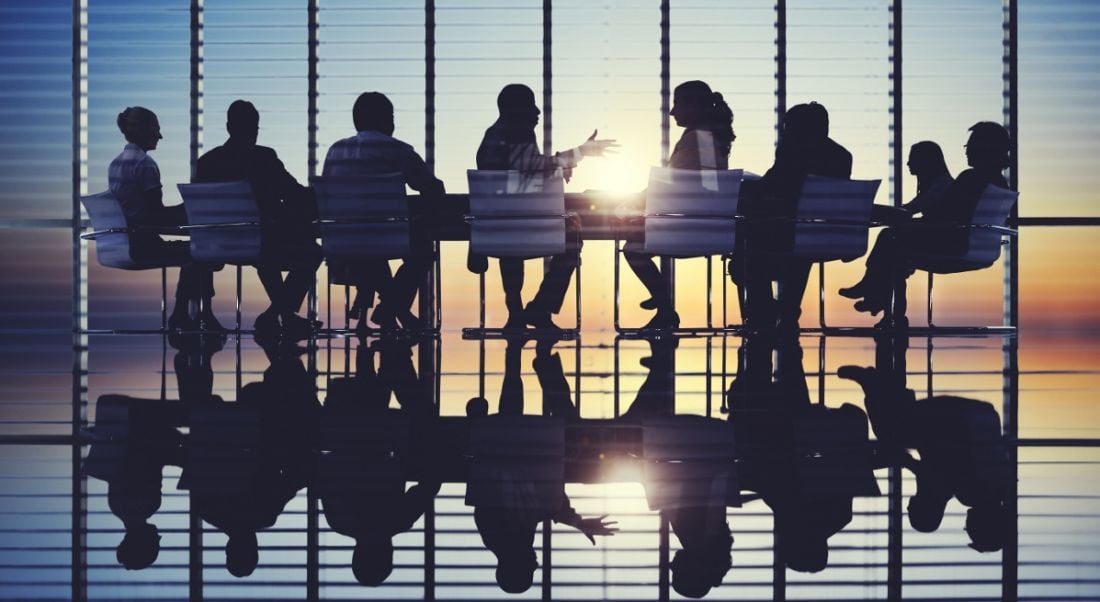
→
(322, 92, 444, 333)
(466, 337, 617, 594)
(185, 344, 319, 577)
(624, 81, 736, 330)
(732, 102, 852, 333)
(319, 341, 440, 586)
(473, 84, 618, 331)
(840, 343, 1011, 552)
(109, 106, 223, 331)
(196, 100, 322, 338)
(727, 335, 877, 573)
(619, 335, 737, 598)
(85, 397, 184, 571)
(841, 123, 1012, 324)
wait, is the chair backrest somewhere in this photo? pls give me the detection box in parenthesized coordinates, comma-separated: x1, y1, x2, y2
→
(466, 169, 567, 258)
(791, 176, 880, 262)
(312, 173, 412, 260)
(963, 185, 1019, 267)
(178, 180, 263, 264)
(81, 191, 137, 268)
(643, 167, 743, 257)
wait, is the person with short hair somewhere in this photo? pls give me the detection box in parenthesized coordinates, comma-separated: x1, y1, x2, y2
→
(474, 83, 618, 331)
(196, 100, 323, 338)
(109, 106, 223, 331)
(322, 92, 444, 333)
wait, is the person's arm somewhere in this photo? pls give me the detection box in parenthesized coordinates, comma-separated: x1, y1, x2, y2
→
(551, 493, 618, 544)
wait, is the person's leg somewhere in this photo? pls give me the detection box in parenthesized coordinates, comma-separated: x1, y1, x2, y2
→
(499, 338, 525, 416)
(499, 258, 525, 328)
(624, 250, 670, 309)
(776, 259, 811, 330)
(731, 251, 777, 330)
(280, 242, 322, 319)
(255, 265, 285, 320)
(386, 253, 433, 329)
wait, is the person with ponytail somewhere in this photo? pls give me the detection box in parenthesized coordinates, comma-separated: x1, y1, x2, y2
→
(108, 106, 223, 332)
(623, 80, 735, 330)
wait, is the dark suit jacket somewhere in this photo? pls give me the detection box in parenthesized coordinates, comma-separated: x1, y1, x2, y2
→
(196, 140, 315, 226)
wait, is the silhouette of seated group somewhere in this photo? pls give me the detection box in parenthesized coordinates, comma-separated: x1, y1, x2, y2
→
(84, 330, 1012, 598)
(98, 81, 1014, 337)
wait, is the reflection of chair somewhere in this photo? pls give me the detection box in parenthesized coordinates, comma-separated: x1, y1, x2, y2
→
(775, 176, 881, 329)
(177, 181, 263, 332)
(615, 167, 743, 331)
(465, 169, 579, 333)
(312, 174, 441, 332)
(905, 185, 1019, 330)
(80, 191, 188, 331)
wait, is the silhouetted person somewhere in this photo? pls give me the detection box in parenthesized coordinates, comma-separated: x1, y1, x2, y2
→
(85, 396, 185, 571)
(840, 123, 1012, 325)
(109, 106, 223, 331)
(466, 336, 617, 593)
(196, 100, 322, 338)
(623, 80, 736, 330)
(185, 343, 319, 577)
(727, 336, 877, 573)
(322, 92, 443, 333)
(319, 341, 440, 586)
(839, 343, 1011, 552)
(619, 335, 737, 598)
(732, 102, 852, 333)
(473, 83, 618, 331)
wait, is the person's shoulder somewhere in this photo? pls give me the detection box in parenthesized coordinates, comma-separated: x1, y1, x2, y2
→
(827, 137, 853, 160)
(196, 144, 225, 165)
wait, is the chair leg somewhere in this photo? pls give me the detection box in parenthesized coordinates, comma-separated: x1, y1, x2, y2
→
(344, 284, 350, 331)
(926, 272, 934, 329)
(435, 242, 443, 331)
(161, 267, 168, 331)
(707, 256, 713, 329)
(575, 250, 582, 331)
(235, 265, 242, 332)
(613, 238, 621, 331)
(818, 262, 826, 330)
(479, 271, 486, 330)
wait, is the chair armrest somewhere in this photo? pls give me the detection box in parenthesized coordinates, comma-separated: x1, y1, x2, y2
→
(745, 216, 871, 227)
(315, 217, 412, 225)
(643, 213, 741, 221)
(80, 224, 188, 240)
(178, 221, 264, 231)
(464, 213, 574, 222)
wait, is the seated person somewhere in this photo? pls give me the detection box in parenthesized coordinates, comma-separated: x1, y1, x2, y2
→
(473, 83, 618, 331)
(623, 80, 736, 330)
(840, 122, 1011, 324)
(196, 100, 323, 338)
(731, 102, 852, 333)
(109, 106, 223, 331)
(322, 92, 445, 332)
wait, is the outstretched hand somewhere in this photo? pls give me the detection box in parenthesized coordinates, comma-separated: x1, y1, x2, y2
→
(580, 129, 620, 157)
(576, 514, 619, 545)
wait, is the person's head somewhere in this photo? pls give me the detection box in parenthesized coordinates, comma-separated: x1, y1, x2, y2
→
(225, 531, 259, 577)
(116, 106, 162, 151)
(671, 80, 736, 158)
(496, 84, 540, 130)
(907, 492, 950, 532)
(116, 522, 161, 570)
(670, 544, 732, 598)
(782, 102, 829, 144)
(965, 505, 1007, 552)
(226, 100, 260, 145)
(466, 397, 489, 418)
(352, 538, 394, 586)
(965, 121, 1011, 172)
(353, 92, 395, 136)
(907, 140, 949, 179)
(495, 550, 538, 594)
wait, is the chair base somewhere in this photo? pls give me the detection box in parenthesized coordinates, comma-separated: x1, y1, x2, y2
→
(462, 327, 578, 341)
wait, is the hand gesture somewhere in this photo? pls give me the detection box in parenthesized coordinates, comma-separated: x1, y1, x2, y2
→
(580, 129, 620, 157)
(576, 514, 619, 545)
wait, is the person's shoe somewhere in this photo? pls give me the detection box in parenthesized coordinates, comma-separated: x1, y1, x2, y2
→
(641, 309, 680, 331)
(370, 305, 398, 330)
(168, 309, 196, 332)
(639, 297, 658, 310)
(254, 310, 280, 333)
(197, 310, 227, 333)
(397, 310, 423, 331)
(523, 305, 561, 332)
(838, 281, 869, 300)
(502, 313, 527, 330)
(282, 313, 317, 341)
(837, 364, 875, 385)
(854, 298, 884, 316)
